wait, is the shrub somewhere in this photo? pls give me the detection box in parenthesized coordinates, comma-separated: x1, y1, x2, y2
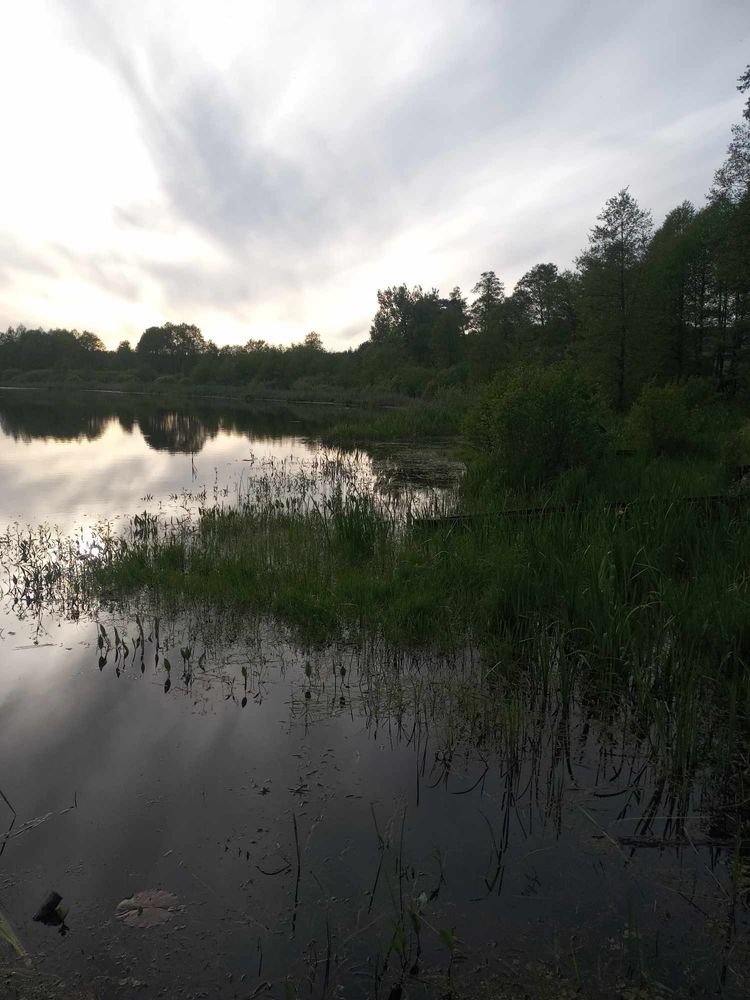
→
(387, 365, 433, 398)
(464, 363, 604, 484)
(722, 421, 750, 476)
(424, 363, 471, 398)
(11, 368, 55, 384)
(625, 381, 704, 457)
(190, 358, 221, 384)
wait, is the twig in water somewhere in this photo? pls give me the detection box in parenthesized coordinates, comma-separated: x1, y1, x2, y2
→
(256, 863, 291, 876)
(578, 806, 631, 865)
(0, 787, 17, 861)
(0, 797, 77, 849)
(291, 812, 301, 937)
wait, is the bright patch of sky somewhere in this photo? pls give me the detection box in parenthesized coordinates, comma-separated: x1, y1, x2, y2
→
(1, 0, 747, 348)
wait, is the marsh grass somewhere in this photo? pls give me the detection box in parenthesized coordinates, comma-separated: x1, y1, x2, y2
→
(18, 445, 732, 802)
(92, 480, 750, 667)
(2, 443, 738, 688)
(323, 402, 461, 443)
(2, 448, 750, 996)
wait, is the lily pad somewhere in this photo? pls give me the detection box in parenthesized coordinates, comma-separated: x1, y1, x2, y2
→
(115, 890, 181, 928)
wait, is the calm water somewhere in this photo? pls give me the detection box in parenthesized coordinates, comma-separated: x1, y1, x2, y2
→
(0, 389, 747, 998)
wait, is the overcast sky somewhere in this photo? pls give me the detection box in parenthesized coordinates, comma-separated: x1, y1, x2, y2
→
(1, 0, 748, 349)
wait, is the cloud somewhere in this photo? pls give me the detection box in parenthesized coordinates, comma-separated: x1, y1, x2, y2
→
(1, 0, 748, 347)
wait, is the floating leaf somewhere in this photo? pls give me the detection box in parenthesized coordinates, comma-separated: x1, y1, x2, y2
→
(115, 890, 181, 928)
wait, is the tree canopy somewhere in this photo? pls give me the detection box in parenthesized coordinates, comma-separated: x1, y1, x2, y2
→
(2, 65, 748, 407)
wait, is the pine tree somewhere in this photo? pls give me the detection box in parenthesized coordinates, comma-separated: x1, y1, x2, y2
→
(576, 189, 653, 408)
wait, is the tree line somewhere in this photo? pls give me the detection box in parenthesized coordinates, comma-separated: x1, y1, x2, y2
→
(2, 67, 748, 409)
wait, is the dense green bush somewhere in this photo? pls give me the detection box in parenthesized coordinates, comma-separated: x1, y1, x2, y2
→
(11, 368, 55, 384)
(464, 363, 604, 483)
(624, 380, 706, 457)
(386, 365, 433, 397)
(424, 363, 471, 398)
(722, 421, 750, 475)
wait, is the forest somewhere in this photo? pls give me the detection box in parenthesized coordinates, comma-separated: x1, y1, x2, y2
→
(2, 68, 748, 414)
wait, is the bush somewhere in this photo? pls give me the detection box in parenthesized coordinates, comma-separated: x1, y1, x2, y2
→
(11, 368, 55, 384)
(424, 363, 471, 398)
(387, 365, 433, 398)
(722, 421, 750, 476)
(464, 363, 604, 484)
(625, 381, 704, 457)
(190, 358, 221, 384)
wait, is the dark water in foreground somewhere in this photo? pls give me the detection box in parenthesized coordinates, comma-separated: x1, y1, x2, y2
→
(0, 390, 747, 998)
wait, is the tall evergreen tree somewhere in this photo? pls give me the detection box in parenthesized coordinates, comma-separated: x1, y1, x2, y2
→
(469, 271, 505, 337)
(638, 201, 696, 379)
(711, 65, 750, 204)
(576, 189, 653, 408)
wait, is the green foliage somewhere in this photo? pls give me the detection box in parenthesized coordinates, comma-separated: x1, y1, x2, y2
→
(136, 321, 206, 374)
(574, 189, 654, 408)
(711, 64, 750, 202)
(624, 381, 705, 457)
(325, 402, 460, 443)
(465, 364, 604, 483)
(722, 420, 750, 474)
(85, 448, 750, 669)
(327, 490, 383, 562)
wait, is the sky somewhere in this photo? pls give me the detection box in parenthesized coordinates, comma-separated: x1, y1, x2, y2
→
(1, 0, 748, 350)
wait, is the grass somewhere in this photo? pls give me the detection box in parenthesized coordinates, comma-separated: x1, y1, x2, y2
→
(0, 371, 451, 415)
(3, 441, 750, 997)
(323, 401, 463, 443)
(5, 440, 749, 706)
(90, 469, 750, 658)
(46, 438, 740, 795)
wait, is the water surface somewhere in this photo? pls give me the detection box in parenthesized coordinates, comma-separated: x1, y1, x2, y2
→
(0, 389, 746, 999)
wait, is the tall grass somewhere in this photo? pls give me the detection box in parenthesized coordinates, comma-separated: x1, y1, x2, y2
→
(3, 445, 749, 829)
(3, 446, 750, 996)
(323, 402, 461, 443)
(75, 452, 749, 675)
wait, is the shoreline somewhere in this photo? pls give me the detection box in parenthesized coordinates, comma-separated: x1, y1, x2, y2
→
(0, 381, 417, 411)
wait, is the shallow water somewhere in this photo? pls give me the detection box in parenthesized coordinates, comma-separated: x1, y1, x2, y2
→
(0, 389, 461, 529)
(0, 389, 747, 999)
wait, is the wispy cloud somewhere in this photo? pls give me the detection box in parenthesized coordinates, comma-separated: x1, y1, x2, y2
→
(1, 0, 747, 346)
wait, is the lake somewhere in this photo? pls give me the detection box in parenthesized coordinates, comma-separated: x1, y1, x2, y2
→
(0, 388, 747, 999)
